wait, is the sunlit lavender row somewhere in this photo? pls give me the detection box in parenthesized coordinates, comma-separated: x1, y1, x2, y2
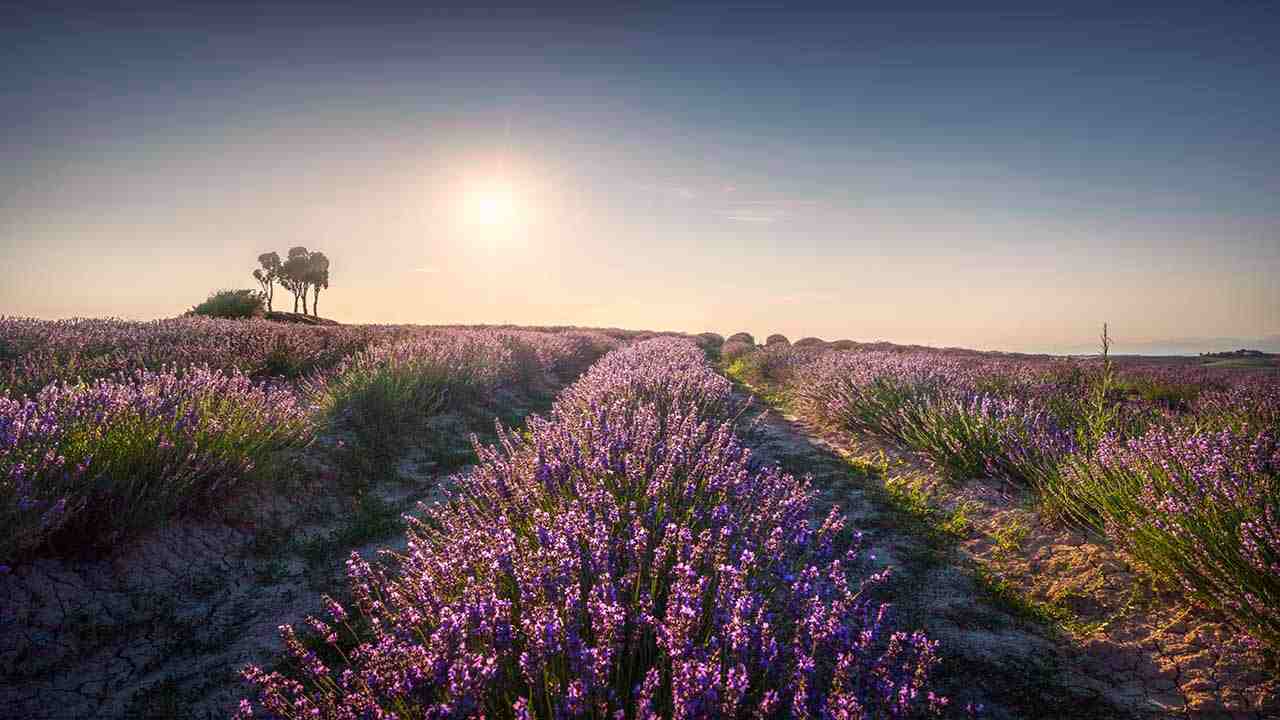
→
(0, 320, 625, 561)
(0, 316, 392, 397)
(239, 338, 945, 719)
(0, 366, 313, 559)
(727, 338, 1280, 651)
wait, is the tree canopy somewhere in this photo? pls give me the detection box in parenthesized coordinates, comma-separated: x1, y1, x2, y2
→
(252, 247, 330, 317)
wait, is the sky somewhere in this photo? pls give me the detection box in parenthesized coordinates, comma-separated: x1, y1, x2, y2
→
(2, 1, 1277, 354)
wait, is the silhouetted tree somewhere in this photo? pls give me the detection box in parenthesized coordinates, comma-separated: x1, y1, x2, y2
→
(262, 246, 331, 317)
(252, 252, 281, 311)
(306, 251, 330, 317)
(280, 246, 311, 314)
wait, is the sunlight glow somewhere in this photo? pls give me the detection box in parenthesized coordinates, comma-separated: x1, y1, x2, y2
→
(462, 178, 520, 228)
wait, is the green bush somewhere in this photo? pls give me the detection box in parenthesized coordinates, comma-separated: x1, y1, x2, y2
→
(188, 289, 265, 319)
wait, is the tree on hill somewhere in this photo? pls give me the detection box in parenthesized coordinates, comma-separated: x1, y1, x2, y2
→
(306, 251, 330, 318)
(254, 247, 331, 318)
(281, 246, 312, 315)
(251, 252, 281, 311)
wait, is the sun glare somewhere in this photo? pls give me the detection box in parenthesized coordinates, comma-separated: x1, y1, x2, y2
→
(463, 179, 519, 227)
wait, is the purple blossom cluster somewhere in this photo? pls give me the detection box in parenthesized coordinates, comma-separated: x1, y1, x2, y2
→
(553, 337, 734, 422)
(1190, 379, 1280, 434)
(1058, 426, 1280, 648)
(1, 365, 313, 558)
(240, 338, 944, 719)
(911, 393, 1079, 485)
(791, 351, 1078, 484)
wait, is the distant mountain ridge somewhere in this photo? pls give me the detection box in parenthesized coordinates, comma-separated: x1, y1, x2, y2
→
(1048, 334, 1280, 357)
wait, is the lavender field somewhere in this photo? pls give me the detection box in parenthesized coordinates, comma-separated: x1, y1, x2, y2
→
(0, 318, 1275, 717)
(9, 2, 1280, 716)
(727, 335, 1280, 715)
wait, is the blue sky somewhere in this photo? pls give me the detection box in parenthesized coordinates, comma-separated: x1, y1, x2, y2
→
(2, 2, 1277, 353)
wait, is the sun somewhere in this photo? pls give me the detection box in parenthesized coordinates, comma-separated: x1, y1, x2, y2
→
(462, 178, 519, 227)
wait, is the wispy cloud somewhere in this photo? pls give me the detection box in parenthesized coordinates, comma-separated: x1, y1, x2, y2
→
(636, 183, 698, 201)
(731, 199, 822, 207)
(637, 179, 821, 225)
(719, 198, 822, 224)
(721, 210, 783, 224)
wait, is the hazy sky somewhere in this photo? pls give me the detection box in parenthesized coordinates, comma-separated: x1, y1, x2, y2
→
(3, 2, 1277, 353)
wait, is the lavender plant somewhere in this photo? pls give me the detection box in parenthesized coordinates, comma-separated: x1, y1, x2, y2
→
(790, 351, 1070, 483)
(790, 350, 1164, 486)
(727, 343, 826, 386)
(0, 366, 313, 558)
(0, 325, 615, 559)
(310, 330, 614, 461)
(552, 338, 734, 422)
(1048, 426, 1280, 649)
(240, 339, 945, 718)
(0, 318, 623, 400)
(720, 339, 755, 363)
(0, 316, 392, 397)
(786, 339, 1280, 650)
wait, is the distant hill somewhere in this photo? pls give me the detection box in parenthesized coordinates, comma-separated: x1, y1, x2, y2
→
(1196, 349, 1277, 369)
(264, 311, 340, 326)
(1052, 335, 1280, 356)
(1200, 348, 1270, 358)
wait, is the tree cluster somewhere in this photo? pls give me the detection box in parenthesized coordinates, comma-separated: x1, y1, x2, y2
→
(253, 247, 330, 317)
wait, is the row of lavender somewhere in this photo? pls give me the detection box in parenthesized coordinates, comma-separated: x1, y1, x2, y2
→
(733, 340, 1280, 651)
(0, 317, 395, 397)
(0, 317, 628, 398)
(0, 317, 621, 561)
(240, 338, 946, 719)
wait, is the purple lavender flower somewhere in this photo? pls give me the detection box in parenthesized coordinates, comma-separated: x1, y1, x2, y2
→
(240, 338, 943, 718)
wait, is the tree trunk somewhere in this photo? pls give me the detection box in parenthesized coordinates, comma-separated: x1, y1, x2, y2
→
(266, 284, 273, 311)
(301, 292, 308, 316)
(293, 293, 299, 313)
(312, 287, 319, 317)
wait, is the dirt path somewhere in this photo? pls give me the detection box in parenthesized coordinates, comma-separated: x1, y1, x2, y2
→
(733, 388, 1164, 719)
